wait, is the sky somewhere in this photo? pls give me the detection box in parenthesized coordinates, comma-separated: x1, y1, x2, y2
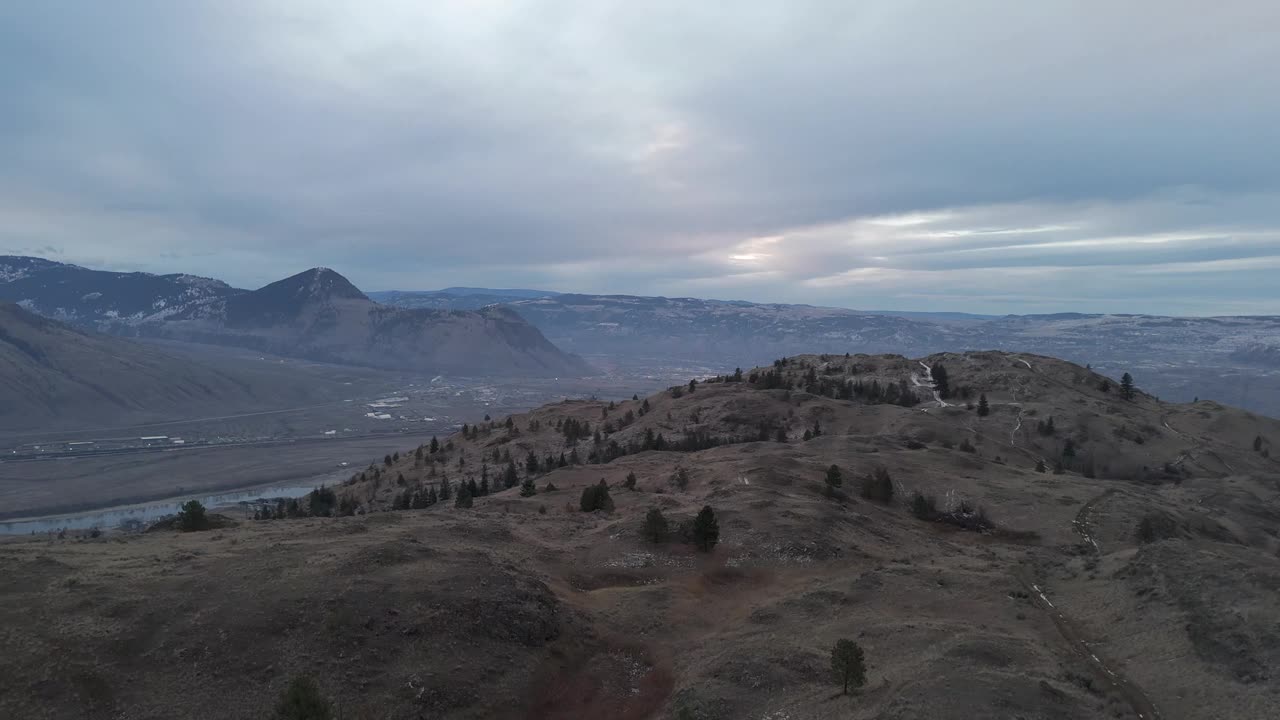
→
(2, 1, 1279, 315)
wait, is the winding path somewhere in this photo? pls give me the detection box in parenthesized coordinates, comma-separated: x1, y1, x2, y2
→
(1014, 489, 1161, 720)
(912, 361, 951, 408)
(1017, 571, 1161, 720)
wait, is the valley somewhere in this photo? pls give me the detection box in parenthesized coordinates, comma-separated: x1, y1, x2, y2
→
(0, 346, 702, 525)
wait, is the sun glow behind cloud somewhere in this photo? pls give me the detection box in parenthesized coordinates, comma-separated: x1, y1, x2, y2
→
(1, 1, 1278, 314)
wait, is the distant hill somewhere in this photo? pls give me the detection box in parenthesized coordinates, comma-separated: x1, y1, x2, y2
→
(0, 303, 330, 430)
(367, 287, 559, 311)
(0, 259, 591, 378)
(374, 288, 1280, 416)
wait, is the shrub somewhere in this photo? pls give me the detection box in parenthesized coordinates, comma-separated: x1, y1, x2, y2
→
(176, 500, 209, 532)
(641, 507, 670, 544)
(824, 464, 843, 493)
(623, 472, 637, 490)
(860, 467, 894, 503)
(274, 676, 332, 720)
(1035, 459, 1047, 473)
(910, 492, 937, 520)
(670, 467, 690, 491)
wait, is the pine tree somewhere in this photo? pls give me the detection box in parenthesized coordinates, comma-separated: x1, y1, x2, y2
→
(520, 477, 537, 497)
(931, 363, 950, 398)
(860, 467, 894, 503)
(641, 507, 669, 543)
(775, 427, 788, 443)
(177, 500, 209, 532)
(624, 471, 637, 490)
(1035, 459, 1047, 473)
(824, 464, 843, 492)
(455, 482, 473, 509)
(1253, 435, 1263, 452)
(830, 639, 867, 695)
(478, 476, 489, 496)
(438, 475, 452, 501)
(467, 478, 479, 497)
(504, 461, 519, 489)
(429, 436, 439, 453)
(1120, 372, 1136, 400)
(692, 505, 719, 552)
(688, 379, 698, 393)
(977, 394, 990, 416)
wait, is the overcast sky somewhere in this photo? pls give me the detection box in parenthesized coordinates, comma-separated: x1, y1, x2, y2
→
(3, 1, 1278, 315)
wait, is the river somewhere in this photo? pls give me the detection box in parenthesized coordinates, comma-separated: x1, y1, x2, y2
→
(0, 482, 328, 535)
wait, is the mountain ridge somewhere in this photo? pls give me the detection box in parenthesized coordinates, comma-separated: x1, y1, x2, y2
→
(0, 258, 590, 378)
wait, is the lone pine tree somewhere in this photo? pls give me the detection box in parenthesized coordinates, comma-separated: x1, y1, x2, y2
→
(692, 505, 719, 552)
(831, 639, 867, 695)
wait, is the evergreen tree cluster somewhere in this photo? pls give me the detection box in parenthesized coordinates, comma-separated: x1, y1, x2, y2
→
(750, 366, 921, 407)
(1036, 416, 1056, 436)
(579, 480, 615, 512)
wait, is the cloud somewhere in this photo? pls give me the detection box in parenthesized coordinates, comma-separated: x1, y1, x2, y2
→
(1, 1, 1277, 312)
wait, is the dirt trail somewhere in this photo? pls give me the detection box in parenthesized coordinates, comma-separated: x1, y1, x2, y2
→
(1016, 570, 1162, 720)
(1071, 489, 1114, 553)
(912, 361, 951, 408)
(1016, 489, 1162, 719)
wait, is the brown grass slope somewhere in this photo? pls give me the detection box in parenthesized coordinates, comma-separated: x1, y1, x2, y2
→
(2, 351, 1278, 720)
(0, 302, 331, 431)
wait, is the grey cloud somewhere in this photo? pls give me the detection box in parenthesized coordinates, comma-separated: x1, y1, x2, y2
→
(0, 1, 1278, 312)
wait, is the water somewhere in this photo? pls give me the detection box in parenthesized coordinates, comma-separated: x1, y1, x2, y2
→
(0, 484, 318, 535)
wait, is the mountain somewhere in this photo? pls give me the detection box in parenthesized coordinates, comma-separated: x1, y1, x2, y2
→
(0, 259, 591, 378)
(0, 256, 237, 327)
(4, 350, 1277, 719)
(0, 303, 329, 431)
(375, 289, 1280, 416)
(158, 268, 592, 376)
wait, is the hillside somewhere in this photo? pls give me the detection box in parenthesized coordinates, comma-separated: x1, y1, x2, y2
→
(3, 351, 1277, 719)
(0, 303, 334, 431)
(0, 259, 592, 378)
